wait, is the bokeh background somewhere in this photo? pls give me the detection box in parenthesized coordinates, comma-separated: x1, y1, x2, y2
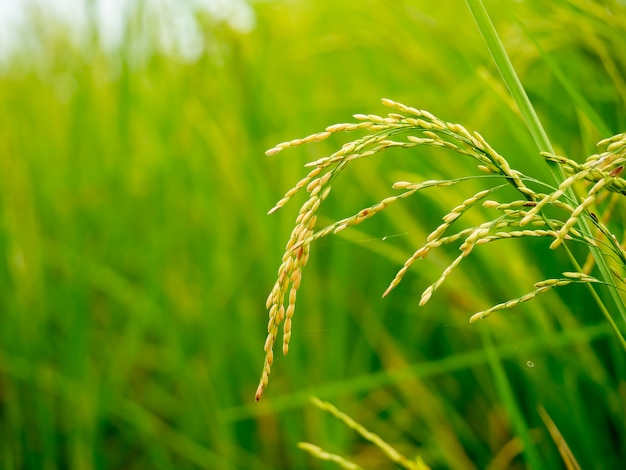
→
(1, 0, 625, 468)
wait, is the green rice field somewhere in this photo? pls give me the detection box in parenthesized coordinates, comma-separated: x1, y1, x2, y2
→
(0, 1, 625, 468)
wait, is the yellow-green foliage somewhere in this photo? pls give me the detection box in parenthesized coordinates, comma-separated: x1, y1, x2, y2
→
(0, 1, 625, 469)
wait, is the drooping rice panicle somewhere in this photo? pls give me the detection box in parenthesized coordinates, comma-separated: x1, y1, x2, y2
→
(256, 182, 331, 401)
(597, 132, 626, 148)
(259, 98, 626, 399)
(545, 148, 626, 194)
(550, 177, 612, 249)
(541, 133, 626, 196)
(469, 272, 603, 322)
(383, 187, 503, 298)
(470, 286, 553, 323)
(292, 179, 480, 252)
(268, 166, 325, 214)
(295, 190, 417, 247)
(474, 229, 562, 245)
(417, 221, 497, 307)
(541, 152, 585, 174)
(520, 169, 594, 226)
(382, 224, 492, 299)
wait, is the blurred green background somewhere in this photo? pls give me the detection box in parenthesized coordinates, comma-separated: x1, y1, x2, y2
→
(0, 0, 625, 468)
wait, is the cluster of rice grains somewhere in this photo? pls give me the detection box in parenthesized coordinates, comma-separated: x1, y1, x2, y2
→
(255, 99, 626, 400)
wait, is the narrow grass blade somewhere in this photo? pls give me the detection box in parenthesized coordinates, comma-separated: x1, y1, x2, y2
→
(537, 406, 581, 470)
(464, 0, 553, 155)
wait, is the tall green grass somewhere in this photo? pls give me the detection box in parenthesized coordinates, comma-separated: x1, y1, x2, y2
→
(0, 0, 624, 469)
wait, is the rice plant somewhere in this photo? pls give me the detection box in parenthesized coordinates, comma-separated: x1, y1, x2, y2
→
(2, 0, 625, 468)
(257, 2, 626, 468)
(257, 98, 626, 400)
